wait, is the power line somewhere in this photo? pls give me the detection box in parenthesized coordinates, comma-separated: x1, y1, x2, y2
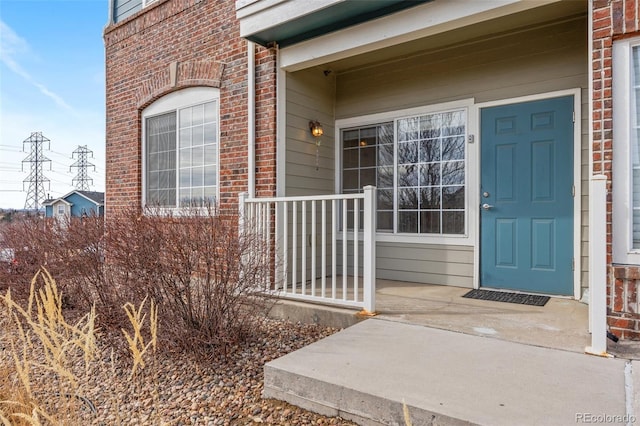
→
(51, 160, 70, 168)
(52, 167, 73, 175)
(22, 132, 52, 211)
(48, 177, 71, 185)
(48, 149, 70, 158)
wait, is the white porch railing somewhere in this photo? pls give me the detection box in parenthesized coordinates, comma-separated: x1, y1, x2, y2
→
(238, 186, 377, 313)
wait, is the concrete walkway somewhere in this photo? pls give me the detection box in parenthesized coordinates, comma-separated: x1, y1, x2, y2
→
(266, 282, 640, 424)
(264, 318, 634, 425)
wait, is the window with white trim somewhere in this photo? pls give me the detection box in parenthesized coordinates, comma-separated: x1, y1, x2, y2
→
(341, 108, 467, 235)
(143, 87, 219, 209)
(613, 37, 640, 263)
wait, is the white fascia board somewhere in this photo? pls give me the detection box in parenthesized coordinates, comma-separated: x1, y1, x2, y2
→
(280, 0, 561, 71)
(238, 0, 343, 37)
(235, 0, 259, 10)
(236, 0, 287, 20)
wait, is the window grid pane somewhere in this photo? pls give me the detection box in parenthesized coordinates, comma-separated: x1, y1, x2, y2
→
(342, 123, 393, 231)
(178, 101, 218, 207)
(146, 112, 176, 207)
(396, 110, 466, 235)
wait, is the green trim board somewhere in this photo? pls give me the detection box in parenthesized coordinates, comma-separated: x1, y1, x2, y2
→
(247, 0, 431, 48)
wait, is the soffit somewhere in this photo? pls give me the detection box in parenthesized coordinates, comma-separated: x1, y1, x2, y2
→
(316, 0, 587, 74)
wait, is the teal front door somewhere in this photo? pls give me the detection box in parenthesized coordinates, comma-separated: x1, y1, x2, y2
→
(480, 96, 574, 295)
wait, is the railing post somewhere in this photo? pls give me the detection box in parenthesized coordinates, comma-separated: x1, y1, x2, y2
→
(238, 192, 248, 284)
(586, 175, 608, 356)
(238, 192, 248, 236)
(362, 185, 376, 313)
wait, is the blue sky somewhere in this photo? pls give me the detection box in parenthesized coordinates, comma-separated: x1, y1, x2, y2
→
(0, 0, 107, 209)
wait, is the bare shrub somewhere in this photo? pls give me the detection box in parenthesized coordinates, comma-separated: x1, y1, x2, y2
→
(0, 205, 276, 357)
(57, 215, 108, 307)
(105, 205, 275, 355)
(0, 215, 109, 312)
(0, 216, 66, 300)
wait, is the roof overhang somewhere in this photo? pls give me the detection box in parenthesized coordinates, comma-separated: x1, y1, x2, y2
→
(238, 0, 575, 72)
(43, 199, 73, 207)
(236, 0, 430, 48)
(54, 190, 104, 207)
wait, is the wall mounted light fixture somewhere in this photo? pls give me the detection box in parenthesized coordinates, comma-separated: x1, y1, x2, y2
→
(309, 120, 323, 170)
(309, 120, 323, 139)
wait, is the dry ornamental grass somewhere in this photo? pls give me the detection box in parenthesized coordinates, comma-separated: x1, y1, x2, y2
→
(0, 269, 357, 425)
(0, 210, 361, 425)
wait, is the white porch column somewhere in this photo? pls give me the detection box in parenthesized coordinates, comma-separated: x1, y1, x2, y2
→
(238, 192, 248, 231)
(363, 185, 377, 313)
(586, 175, 609, 356)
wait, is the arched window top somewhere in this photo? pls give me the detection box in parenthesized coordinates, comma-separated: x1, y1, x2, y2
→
(143, 87, 220, 117)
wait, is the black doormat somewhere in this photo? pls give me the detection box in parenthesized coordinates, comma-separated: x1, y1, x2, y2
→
(462, 289, 550, 306)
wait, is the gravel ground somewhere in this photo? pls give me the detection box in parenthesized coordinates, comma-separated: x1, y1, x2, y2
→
(3, 317, 357, 426)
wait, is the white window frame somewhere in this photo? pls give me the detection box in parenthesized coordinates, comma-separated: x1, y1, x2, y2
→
(141, 87, 220, 214)
(335, 98, 476, 245)
(613, 37, 640, 264)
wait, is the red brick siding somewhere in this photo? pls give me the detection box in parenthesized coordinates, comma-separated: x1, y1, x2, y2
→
(610, 266, 640, 339)
(104, 0, 277, 215)
(254, 48, 277, 198)
(592, 0, 640, 338)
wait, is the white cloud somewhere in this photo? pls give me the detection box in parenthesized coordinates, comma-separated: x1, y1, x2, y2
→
(0, 20, 74, 112)
(0, 19, 29, 56)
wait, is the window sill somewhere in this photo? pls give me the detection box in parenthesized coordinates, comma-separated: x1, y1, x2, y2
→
(142, 206, 220, 217)
(341, 231, 472, 246)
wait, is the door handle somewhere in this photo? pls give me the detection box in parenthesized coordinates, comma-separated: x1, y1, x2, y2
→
(482, 203, 494, 210)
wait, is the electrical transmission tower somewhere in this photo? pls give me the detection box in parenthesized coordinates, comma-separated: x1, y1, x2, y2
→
(22, 132, 52, 211)
(70, 145, 95, 191)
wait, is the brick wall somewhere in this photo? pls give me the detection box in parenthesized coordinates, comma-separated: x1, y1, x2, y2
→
(104, 0, 277, 214)
(592, 0, 640, 339)
(254, 47, 277, 198)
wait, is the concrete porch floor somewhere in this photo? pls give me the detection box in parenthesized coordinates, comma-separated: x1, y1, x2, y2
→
(374, 280, 590, 353)
(271, 278, 636, 356)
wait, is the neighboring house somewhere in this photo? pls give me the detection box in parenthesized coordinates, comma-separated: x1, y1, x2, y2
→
(43, 191, 105, 219)
(105, 0, 640, 340)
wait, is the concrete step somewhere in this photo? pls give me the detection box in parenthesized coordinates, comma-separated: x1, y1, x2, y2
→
(268, 298, 365, 329)
(264, 319, 630, 426)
